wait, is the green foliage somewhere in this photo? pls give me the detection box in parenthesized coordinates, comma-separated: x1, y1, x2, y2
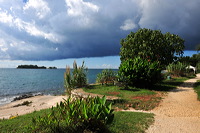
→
(166, 62, 188, 77)
(64, 61, 87, 95)
(194, 80, 200, 100)
(31, 96, 114, 133)
(179, 54, 200, 67)
(197, 62, 200, 73)
(0, 109, 154, 133)
(120, 28, 184, 68)
(119, 57, 162, 88)
(96, 69, 117, 85)
(72, 61, 88, 88)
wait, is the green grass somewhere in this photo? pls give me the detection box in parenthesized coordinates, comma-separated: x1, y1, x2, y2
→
(194, 80, 200, 101)
(84, 85, 159, 110)
(109, 112, 154, 133)
(83, 77, 189, 110)
(0, 109, 51, 133)
(0, 109, 154, 133)
(84, 85, 155, 100)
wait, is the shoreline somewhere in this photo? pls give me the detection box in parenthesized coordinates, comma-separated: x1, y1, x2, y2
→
(0, 95, 67, 119)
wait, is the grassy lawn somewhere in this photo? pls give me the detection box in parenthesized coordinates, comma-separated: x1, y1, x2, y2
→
(0, 109, 51, 133)
(194, 80, 200, 100)
(109, 112, 154, 133)
(83, 77, 189, 110)
(0, 109, 153, 133)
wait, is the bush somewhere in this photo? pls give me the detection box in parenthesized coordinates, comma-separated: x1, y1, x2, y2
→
(166, 62, 188, 77)
(96, 69, 117, 85)
(118, 57, 162, 88)
(197, 62, 200, 73)
(32, 96, 114, 133)
(64, 61, 87, 95)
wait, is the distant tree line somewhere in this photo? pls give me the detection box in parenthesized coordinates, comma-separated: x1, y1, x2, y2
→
(17, 65, 57, 69)
(179, 53, 200, 67)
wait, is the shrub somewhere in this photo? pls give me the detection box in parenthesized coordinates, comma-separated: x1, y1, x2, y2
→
(32, 96, 114, 133)
(118, 57, 162, 88)
(166, 62, 188, 77)
(96, 69, 117, 85)
(64, 61, 87, 95)
(197, 62, 200, 73)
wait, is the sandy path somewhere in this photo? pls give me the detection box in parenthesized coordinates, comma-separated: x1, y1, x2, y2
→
(146, 74, 200, 133)
(0, 95, 67, 119)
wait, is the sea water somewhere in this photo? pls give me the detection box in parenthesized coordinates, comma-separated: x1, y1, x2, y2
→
(0, 68, 117, 106)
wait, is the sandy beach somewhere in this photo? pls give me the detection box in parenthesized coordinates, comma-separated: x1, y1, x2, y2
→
(0, 95, 67, 119)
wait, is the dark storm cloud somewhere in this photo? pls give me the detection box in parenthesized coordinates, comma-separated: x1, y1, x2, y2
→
(0, 0, 199, 61)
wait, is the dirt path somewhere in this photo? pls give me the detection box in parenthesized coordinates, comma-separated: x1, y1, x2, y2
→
(146, 74, 200, 133)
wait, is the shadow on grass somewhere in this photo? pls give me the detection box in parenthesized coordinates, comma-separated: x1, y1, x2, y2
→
(152, 81, 195, 92)
(107, 99, 127, 105)
(119, 87, 140, 92)
(85, 84, 115, 89)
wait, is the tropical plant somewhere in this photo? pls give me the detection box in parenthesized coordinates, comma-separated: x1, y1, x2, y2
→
(196, 62, 200, 73)
(120, 28, 185, 68)
(64, 66, 74, 95)
(96, 69, 117, 85)
(118, 57, 162, 88)
(166, 62, 188, 77)
(64, 61, 87, 95)
(32, 96, 114, 133)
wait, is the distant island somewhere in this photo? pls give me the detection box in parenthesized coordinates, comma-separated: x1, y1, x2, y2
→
(17, 65, 57, 69)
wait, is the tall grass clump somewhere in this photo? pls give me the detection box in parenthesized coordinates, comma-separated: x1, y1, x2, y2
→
(166, 62, 188, 77)
(64, 61, 87, 95)
(31, 96, 114, 133)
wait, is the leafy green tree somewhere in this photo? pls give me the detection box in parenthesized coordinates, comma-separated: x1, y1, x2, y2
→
(120, 28, 185, 68)
(179, 54, 200, 67)
(119, 57, 161, 88)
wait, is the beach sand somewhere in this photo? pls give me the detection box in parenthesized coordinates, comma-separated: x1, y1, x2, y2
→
(0, 95, 67, 119)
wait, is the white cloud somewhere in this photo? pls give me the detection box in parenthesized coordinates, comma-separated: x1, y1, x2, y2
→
(65, 0, 99, 17)
(120, 19, 137, 30)
(102, 64, 112, 68)
(0, 10, 13, 25)
(23, 0, 50, 19)
(0, 38, 8, 52)
(0, 11, 60, 43)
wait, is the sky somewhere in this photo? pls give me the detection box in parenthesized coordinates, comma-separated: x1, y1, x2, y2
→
(0, 0, 199, 68)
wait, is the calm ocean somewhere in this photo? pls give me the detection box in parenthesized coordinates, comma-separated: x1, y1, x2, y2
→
(0, 68, 117, 106)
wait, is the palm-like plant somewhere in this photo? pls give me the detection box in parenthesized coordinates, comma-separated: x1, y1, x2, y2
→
(64, 61, 88, 95)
